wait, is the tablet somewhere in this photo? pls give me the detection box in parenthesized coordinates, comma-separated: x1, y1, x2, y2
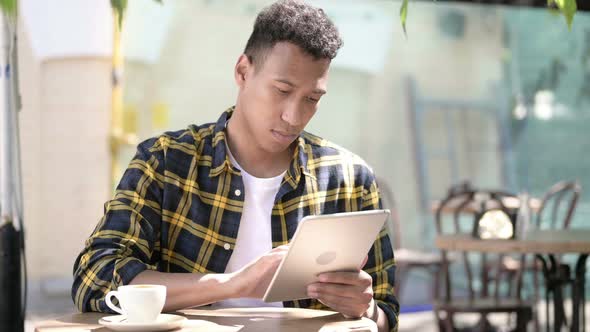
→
(262, 209, 390, 303)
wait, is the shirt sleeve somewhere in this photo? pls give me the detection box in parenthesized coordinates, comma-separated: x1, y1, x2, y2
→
(71, 138, 165, 313)
(362, 172, 400, 332)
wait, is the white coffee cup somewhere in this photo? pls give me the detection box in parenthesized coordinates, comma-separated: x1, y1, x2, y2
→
(105, 284, 166, 323)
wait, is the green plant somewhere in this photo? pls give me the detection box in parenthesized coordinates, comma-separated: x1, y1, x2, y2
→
(110, 0, 127, 28)
(549, 0, 577, 29)
(111, 0, 162, 28)
(400, 0, 409, 36)
(0, 0, 16, 18)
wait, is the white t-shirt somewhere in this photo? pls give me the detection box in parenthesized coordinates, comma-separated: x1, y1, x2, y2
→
(213, 145, 285, 308)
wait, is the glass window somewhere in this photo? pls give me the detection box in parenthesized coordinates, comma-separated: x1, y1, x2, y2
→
(121, 0, 590, 251)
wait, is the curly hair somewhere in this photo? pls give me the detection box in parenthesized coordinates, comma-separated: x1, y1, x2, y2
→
(244, 0, 343, 69)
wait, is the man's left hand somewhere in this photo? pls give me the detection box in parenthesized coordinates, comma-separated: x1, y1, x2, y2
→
(306, 270, 376, 319)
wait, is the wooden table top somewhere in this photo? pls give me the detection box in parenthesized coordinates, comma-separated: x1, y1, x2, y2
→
(435, 229, 590, 254)
(34, 307, 377, 332)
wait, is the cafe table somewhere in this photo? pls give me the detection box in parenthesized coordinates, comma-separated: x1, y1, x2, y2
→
(436, 229, 590, 332)
(34, 307, 378, 332)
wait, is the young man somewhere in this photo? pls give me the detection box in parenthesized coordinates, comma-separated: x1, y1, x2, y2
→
(72, 1, 398, 331)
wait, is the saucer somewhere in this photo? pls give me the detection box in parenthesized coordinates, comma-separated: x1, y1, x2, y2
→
(98, 313, 187, 331)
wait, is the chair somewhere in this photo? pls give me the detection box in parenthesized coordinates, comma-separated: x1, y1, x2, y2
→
(377, 178, 446, 303)
(534, 180, 581, 230)
(434, 189, 533, 332)
(497, 180, 582, 329)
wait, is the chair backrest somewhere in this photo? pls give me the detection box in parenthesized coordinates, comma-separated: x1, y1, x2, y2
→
(535, 180, 581, 230)
(434, 188, 527, 302)
(376, 177, 402, 250)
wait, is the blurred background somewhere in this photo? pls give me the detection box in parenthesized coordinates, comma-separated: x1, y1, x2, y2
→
(4, 0, 589, 330)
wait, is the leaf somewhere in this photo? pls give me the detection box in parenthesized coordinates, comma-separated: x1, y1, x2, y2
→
(555, 0, 577, 30)
(110, 0, 160, 28)
(111, 0, 128, 29)
(400, 0, 408, 38)
(0, 0, 17, 18)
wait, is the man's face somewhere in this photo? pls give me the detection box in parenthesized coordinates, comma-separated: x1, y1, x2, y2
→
(235, 42, 331, 154)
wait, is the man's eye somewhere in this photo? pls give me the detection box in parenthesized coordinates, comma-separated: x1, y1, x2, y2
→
(276, 88, 289, 94)
(307, 96, 319, 103)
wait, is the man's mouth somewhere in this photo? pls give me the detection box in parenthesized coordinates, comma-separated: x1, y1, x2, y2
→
(271, 130, 298, 143)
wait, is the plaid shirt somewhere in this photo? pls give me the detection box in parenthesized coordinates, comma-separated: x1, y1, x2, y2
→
(72, 107, 399, 331)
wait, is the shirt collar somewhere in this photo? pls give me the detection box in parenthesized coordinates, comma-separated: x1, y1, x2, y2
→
(208, 107, 314, 187)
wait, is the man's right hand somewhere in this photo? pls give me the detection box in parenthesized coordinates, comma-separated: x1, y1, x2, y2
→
(229, 245, 289, 299)
(129, 245, 289, 311)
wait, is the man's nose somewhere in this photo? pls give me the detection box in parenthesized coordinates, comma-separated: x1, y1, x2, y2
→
(281, 101, 304, 127)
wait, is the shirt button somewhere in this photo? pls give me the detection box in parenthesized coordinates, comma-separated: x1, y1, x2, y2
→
(235, 189, 241, 196)
(224, 243, 231, 250)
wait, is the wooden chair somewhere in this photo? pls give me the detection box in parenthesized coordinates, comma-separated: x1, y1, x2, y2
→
(534, 180, 581, 230)
(434, 189, 533, 332)
(498, 180, 582, 329)
(377, 178, 446, 303)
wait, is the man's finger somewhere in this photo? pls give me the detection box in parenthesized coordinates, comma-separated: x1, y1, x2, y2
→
(318, 271, 372, 286)
(307, 283, 365, 300)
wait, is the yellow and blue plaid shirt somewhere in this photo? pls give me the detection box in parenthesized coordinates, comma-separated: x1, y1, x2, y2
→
(72, 108, 398, 330)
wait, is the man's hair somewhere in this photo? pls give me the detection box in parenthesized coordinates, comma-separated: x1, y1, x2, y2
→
(244, 0, 343, 69)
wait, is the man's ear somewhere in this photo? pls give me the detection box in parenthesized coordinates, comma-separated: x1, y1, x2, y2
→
(235, 54, 251, 88)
